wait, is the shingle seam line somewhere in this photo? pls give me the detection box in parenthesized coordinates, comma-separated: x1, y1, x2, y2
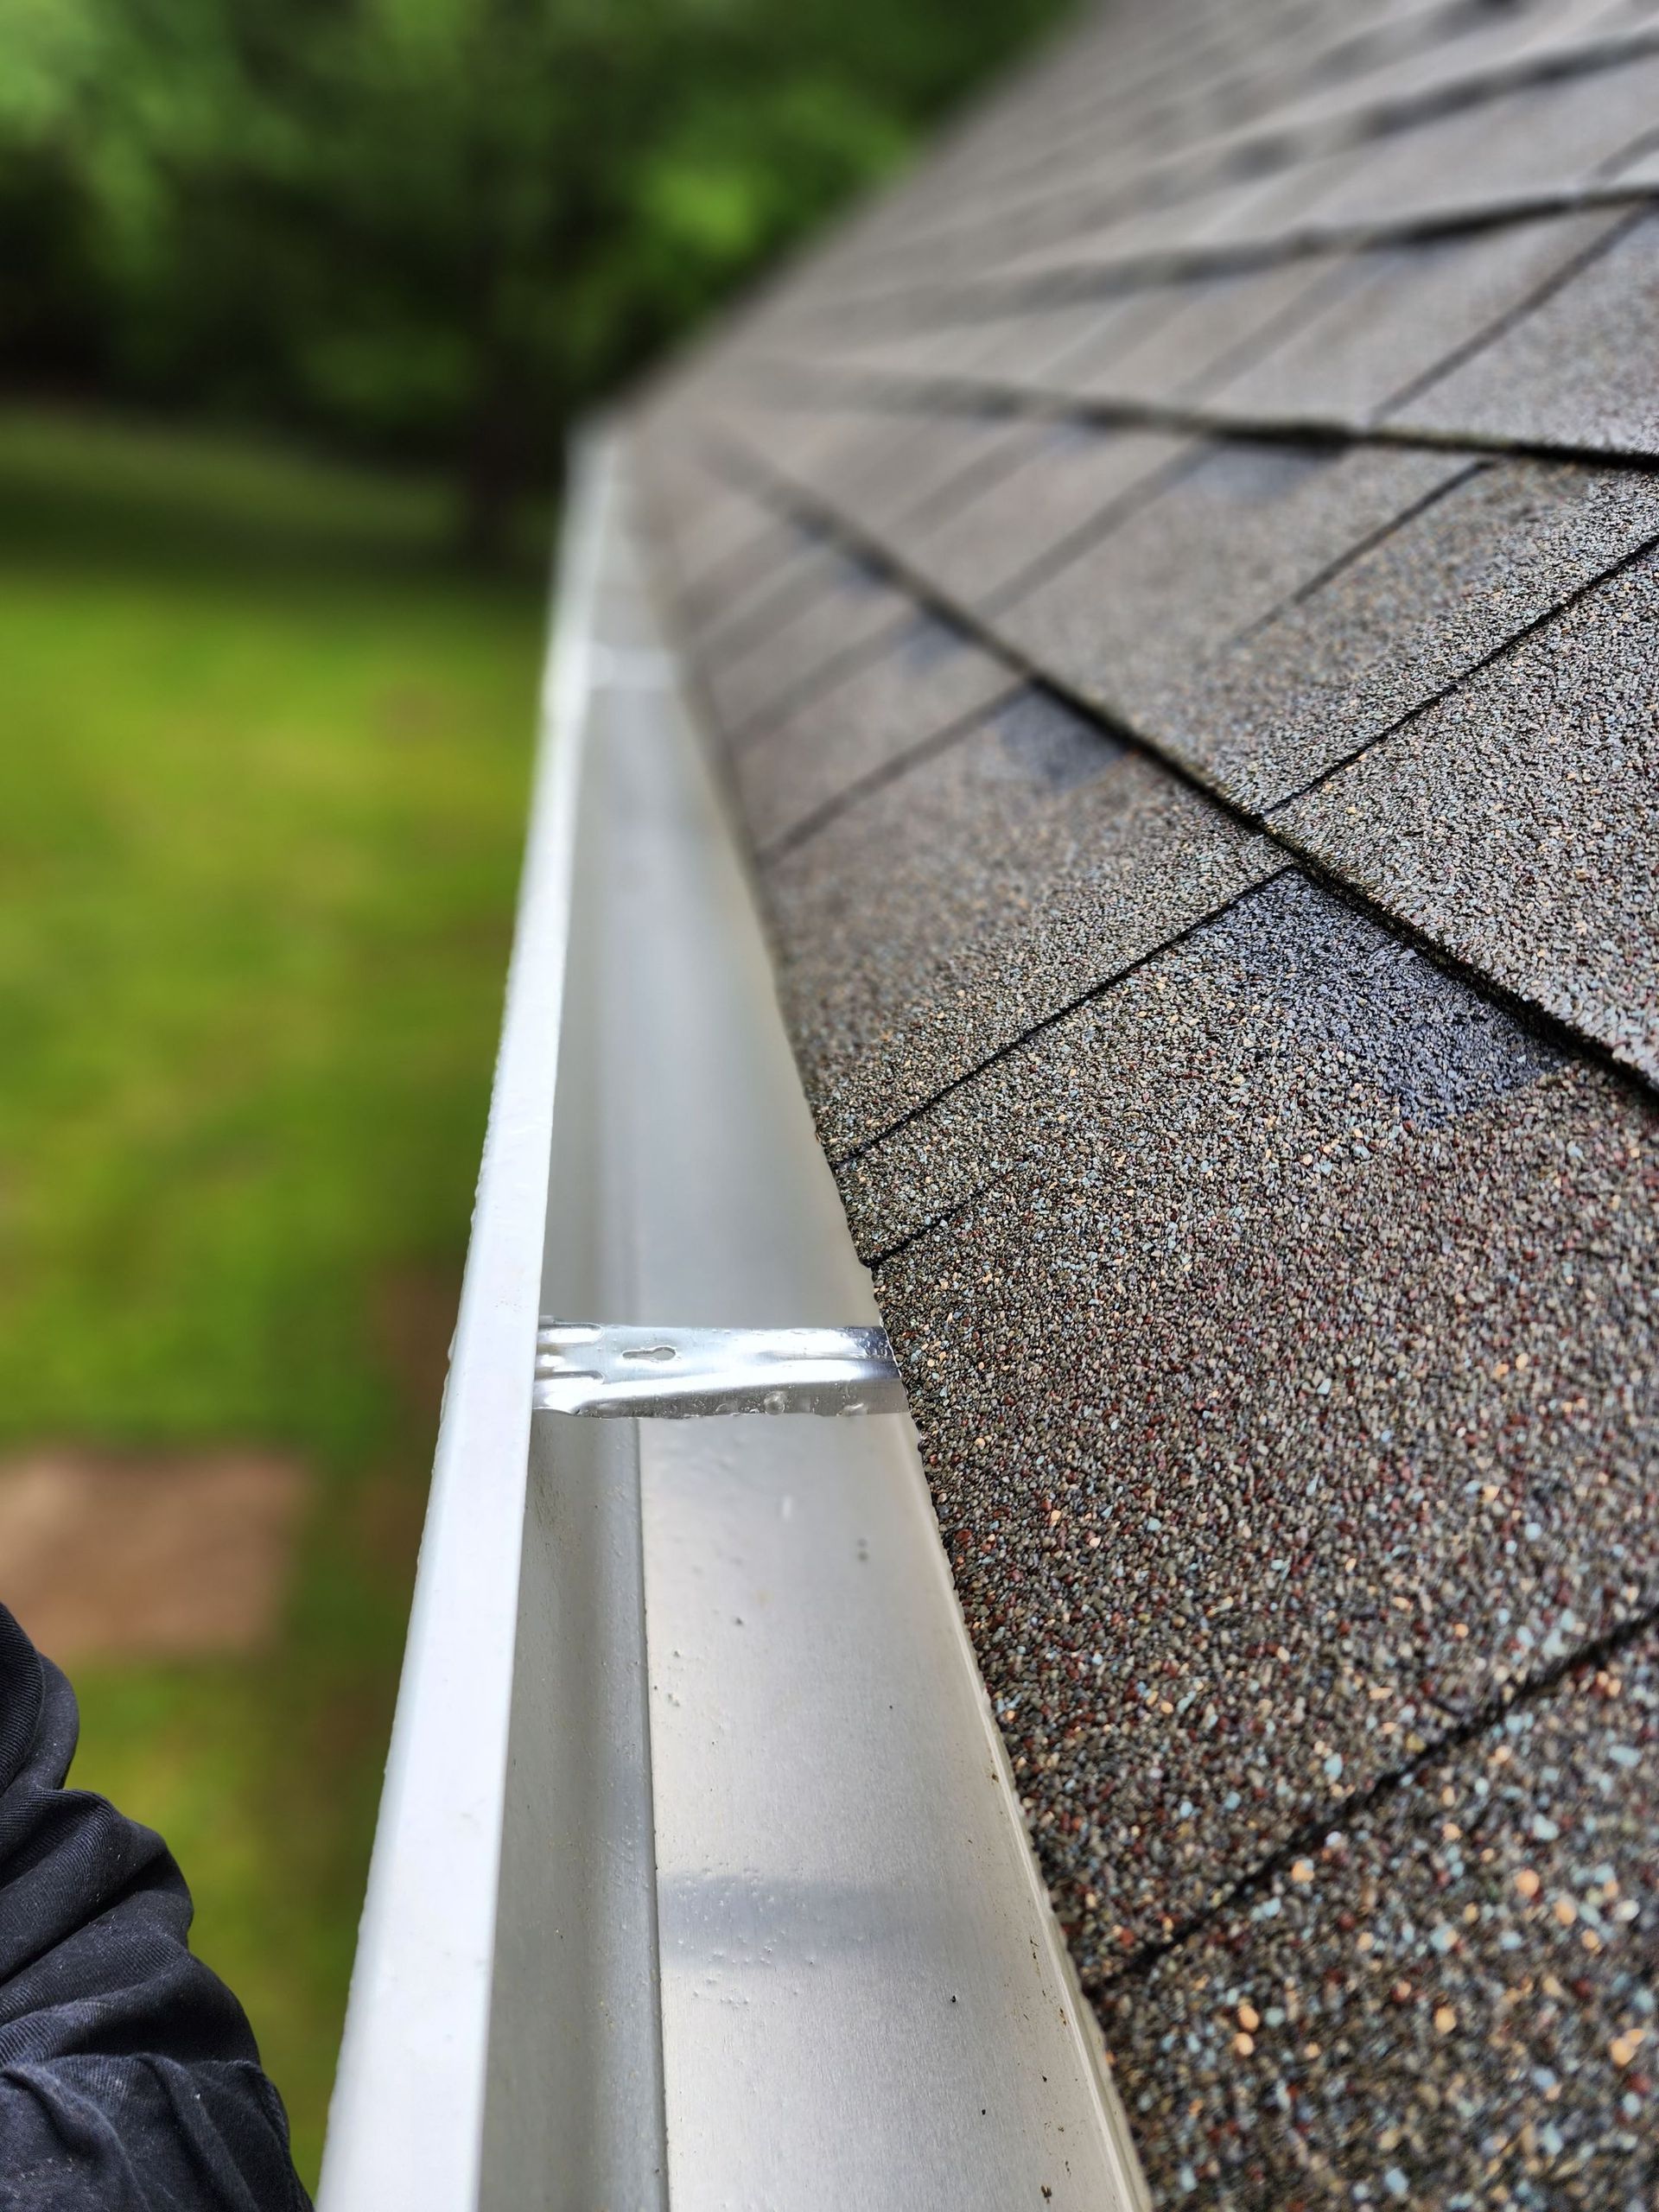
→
(828, 869, 1294, 1178)
(1594, 115, 1659, 181)
(691, 522, 838, 665)
(976, 442, 1213, 620)
(780, 183, 1659, 332)
(721, 604, 914, 755)
(1225, 456, 1490, 650)
(706, 434, 1270, 848)
(753, 677, 1030, 865)
(860, 1165, 1026, 1276)
(882, 429, 1046, 539)
(833, 810, 1642, 1222)
(1268, 843, 1659, 1111)
(696, 433, 1659, 1126)
(673, 500, 817, 619)
(806, 30, 1659, 296)
(1158, 251, 1361, 409)
(1260, 516, 1659, 816)
(892, 29, 1659, 269)
(876, 0, 1525, 223)
(1376, 200, 1650, 417)
(737, 359, 1659, 484)
(1096, 1592, 1659, 1995)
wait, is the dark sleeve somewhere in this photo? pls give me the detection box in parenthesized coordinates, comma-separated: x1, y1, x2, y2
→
(0, 1604, 310, 2210)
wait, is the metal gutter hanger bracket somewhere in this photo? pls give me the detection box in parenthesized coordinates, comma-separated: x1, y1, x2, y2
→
(534, 1319, 904, 1417)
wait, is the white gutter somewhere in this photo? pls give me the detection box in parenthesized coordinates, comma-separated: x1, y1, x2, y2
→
(317, 441, 614, 2211)
(318, 434, 1149, 2212)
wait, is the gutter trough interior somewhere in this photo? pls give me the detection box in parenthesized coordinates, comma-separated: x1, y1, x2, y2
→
(321, 440, 1147, 2210)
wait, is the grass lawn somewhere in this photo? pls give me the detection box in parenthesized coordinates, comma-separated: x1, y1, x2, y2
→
(0, 409, 548, 2183)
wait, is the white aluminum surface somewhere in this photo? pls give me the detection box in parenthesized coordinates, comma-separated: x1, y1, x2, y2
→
(533, 1320, 904, 1416)
(318, 435, 1148, 2211)
(317, 441, 611, 2212)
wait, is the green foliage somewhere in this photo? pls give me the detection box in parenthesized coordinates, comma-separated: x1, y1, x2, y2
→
(0, 0, 1074, 548)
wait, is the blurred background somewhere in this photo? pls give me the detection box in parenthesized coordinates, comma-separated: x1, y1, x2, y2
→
(0, 0, 1072, 2184)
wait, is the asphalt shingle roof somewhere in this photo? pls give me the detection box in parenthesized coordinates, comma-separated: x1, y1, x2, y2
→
(630, 2, 1659, 2202)
(1213, 209, 1632, 424)
(734, 609, 1021, 854)
(1396, 207, 1659, 454)
(873, 423, 1192, 612)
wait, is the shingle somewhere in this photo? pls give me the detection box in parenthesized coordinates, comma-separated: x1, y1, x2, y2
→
(1211, 52, 1659, 243)
(694, 542, 915, 741)
(989, 442, 1467, 725)
(961, 36, 1659, 289)
(982, 136, 1371, 286)
(832, 296, 1179, 396)
(1605, 116, 1659, 183)
(720, 399, 991, 524)
(861, 187, 1099, 296)
(633, 442, 779, 600)
(1215, 207, 1630, 424)
(1201, 869, 1564, 1120)
(917, 0, 1401, 291)
(683, 515, 830, 653)
(883, 423, 1192, 612)
(1045, 256, 1351, 406)
(875, 414, 1049, 534)
(838, 865, 1565, 1253)
(851, 878, 1656, 1964)
(733, 406, 914, 508)
(1101, 1626, 1659, 2209)
(731, 610, 1021, 854)
(1000, 289, 1198, 392)
(786, 410, 1043, 533)
(966, 299, 1155, 385)
(1277, 543, 1659, 1083)
(674, 505, 815, 637)
(1395, 208, 1659, 456)
(1032, 44, 1659, 285)
(1238, 0, 1655, 144)
(1142, 458, 1659, 811)
(814, 321, 1007, 381)
(763, 689, 1279, 1154)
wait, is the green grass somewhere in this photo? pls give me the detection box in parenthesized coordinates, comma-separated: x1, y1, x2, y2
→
(0, 410, 547, 2183)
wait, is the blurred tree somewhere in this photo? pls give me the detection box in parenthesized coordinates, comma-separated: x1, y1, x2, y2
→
(0, 0, 1074, 556)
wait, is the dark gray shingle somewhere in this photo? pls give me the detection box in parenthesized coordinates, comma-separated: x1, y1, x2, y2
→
(1397, 208, 1659, 455)
(732, 610, 1022, 853)
(1279, 543, 1659, 1081)
(1101, 1624, 1659, 2209)
(764, 690, 1278, 1154)
(1147, 459, 1659, 810)
(1216, 207, 1631, 424)
(989, 442, 1468, 726)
